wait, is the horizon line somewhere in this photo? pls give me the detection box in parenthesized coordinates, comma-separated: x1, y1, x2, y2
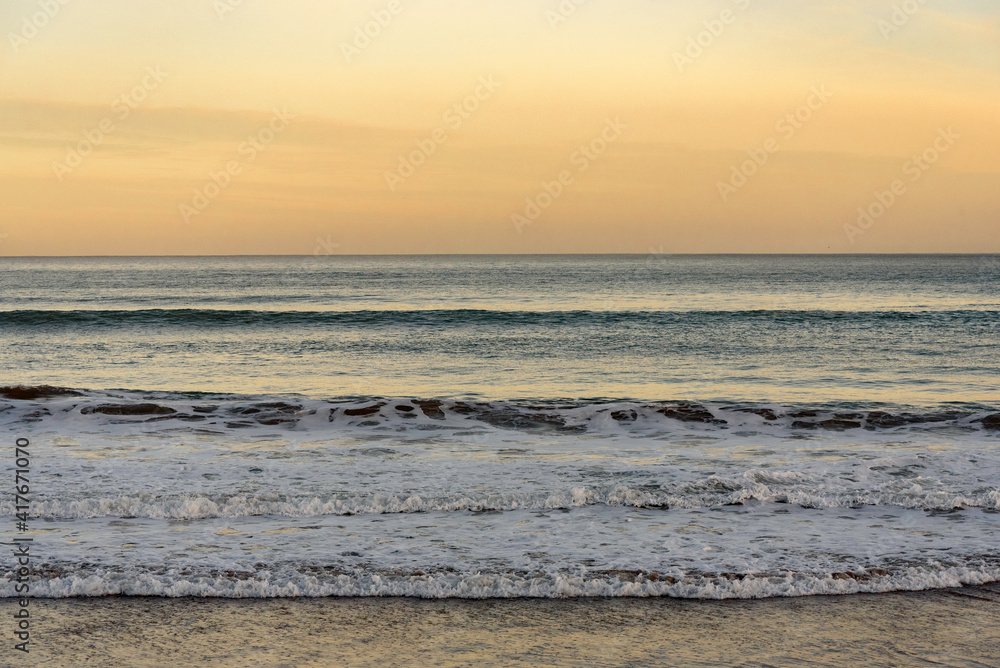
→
(1, 252, 999, 259)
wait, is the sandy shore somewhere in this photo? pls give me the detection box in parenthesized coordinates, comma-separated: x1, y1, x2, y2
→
(3, 584, 998, 667)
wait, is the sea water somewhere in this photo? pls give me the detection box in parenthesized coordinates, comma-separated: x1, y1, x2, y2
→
(1, 255, 998, 598)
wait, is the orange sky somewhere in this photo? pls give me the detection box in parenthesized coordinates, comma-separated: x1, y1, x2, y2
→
(1, 0, 998, 254)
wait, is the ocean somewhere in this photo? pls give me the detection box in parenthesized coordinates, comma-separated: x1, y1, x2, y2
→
(1, 254, 998, 599)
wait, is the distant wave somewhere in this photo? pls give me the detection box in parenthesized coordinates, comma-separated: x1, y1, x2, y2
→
(1, 308, 997, 329)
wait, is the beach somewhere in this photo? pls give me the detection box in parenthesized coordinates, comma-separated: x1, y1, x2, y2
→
(5, 584, 999, 667)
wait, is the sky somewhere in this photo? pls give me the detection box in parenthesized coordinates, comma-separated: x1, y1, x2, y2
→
(1, 0, 998, 255)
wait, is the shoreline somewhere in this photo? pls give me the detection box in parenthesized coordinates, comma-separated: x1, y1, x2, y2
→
(5, 584, 998, 667)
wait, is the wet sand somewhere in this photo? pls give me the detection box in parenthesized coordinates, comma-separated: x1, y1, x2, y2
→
(4, 585, 999, 667)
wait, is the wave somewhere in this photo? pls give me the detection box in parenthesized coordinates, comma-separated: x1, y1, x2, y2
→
(1, 307, 997, 329)
(7, 482, 1000, 520)
(3, 386, 998, 434)
(4, 561, 999, 600)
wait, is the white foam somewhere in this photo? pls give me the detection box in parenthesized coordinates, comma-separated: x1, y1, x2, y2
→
(7, 563, 999, 600)
(3, 389, 998, 599)
(6, 480, 1000, 520)
(3, 505, 998, 599)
